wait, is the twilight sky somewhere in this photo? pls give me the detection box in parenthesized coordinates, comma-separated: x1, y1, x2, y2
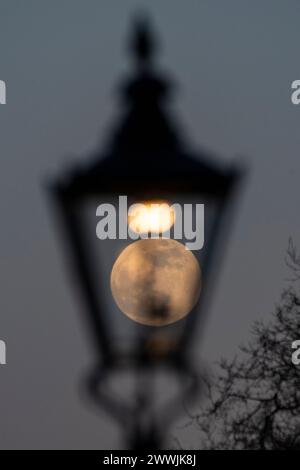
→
(0, 0, 300, 449)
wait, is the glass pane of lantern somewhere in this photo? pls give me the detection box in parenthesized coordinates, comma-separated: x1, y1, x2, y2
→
(172, 193, 221, 342)
(79, 190, 220, 358)
(80, 195, 139, 354)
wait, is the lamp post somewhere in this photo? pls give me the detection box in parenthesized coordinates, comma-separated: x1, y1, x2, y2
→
(50, 18, 243, 449)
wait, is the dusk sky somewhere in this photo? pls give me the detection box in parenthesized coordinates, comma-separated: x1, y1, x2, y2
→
(0, 0, 300, 449)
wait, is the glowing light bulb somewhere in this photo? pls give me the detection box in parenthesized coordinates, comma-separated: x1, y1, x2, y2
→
(128, 201, 175, 234)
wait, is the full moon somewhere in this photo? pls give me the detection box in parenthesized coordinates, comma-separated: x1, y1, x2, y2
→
(111, 239, 201, 326)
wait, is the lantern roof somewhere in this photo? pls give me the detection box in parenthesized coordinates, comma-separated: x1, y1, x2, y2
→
(57, 17, 241, 199)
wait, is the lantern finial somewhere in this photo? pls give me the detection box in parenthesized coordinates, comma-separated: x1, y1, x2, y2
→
(130, 14, 157, 66)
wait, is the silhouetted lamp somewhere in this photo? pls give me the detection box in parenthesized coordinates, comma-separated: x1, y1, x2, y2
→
(50, 18, 243, 449)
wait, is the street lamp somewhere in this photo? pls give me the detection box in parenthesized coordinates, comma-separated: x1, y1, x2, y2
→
(49, 18, 243, 449)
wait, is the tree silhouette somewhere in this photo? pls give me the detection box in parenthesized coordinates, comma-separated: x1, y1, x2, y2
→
(190, 240, 300, 450)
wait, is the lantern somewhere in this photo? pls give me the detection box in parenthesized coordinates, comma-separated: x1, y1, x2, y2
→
(49, 18, 243, 449)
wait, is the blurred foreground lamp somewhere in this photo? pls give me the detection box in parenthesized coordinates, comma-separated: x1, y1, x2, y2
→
(50, 18, 243, 449)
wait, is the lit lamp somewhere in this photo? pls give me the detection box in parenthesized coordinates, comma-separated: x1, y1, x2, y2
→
(111, 201, 201, 327)
(50, 18, 243, 449)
